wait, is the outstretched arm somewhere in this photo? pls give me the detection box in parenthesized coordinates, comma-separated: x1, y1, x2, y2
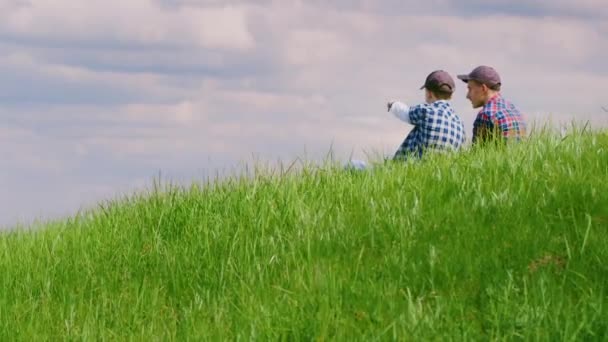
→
(388, 101, 412, 124)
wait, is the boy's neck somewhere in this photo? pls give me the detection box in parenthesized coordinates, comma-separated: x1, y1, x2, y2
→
(483, 91, 500, 104)
(426, 98, 447, 104)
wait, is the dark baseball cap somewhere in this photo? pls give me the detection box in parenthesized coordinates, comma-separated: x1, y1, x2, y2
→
(420, 70, 455, 93)
(457, 65, 501, 87)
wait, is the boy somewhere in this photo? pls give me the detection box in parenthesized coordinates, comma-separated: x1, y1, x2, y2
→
(457, 65, 526, 144)
(388, 70, 466, 159)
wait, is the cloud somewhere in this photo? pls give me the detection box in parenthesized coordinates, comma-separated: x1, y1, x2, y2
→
(0, 1, 255, 50)
(1, 0, 607, 227)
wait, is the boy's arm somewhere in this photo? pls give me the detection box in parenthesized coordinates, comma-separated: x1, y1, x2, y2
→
(388, 101, 412, 124)
(472, 111, 497, 144)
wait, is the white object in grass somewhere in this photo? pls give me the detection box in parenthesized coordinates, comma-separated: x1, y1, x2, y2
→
(345, 159, 368, 171)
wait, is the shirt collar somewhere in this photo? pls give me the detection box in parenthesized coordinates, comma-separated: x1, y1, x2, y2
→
(487, 93, 501, 103)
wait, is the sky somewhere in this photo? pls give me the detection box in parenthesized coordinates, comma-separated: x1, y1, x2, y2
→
(1, 0, 607, 228)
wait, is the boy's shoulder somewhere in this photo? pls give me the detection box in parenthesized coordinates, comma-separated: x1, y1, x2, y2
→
(424, 100, 461, 119)
(412, 100, 452, 112)
(411, 100, 463, 125)
(478, 95, 520, 120)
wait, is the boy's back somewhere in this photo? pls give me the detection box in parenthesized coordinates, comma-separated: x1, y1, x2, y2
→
(394, 100, 465, 158)
(389, 70, 466, 159)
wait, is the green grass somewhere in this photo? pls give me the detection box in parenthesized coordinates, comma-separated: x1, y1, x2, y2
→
(1, 128, 608, 340)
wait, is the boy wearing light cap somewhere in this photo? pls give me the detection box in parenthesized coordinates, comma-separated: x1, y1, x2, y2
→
(388, 70, 466, 159)
(457, 65, 527, 144)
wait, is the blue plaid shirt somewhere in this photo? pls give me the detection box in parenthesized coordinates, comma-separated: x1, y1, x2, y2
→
(394, 100, 466, 159)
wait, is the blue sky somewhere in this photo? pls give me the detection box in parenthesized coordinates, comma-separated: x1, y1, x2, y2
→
(1, 0, 607, 228)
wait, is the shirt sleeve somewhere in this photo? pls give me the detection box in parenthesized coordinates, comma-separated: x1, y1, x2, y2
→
(389, 101, 411, 124)
(407, 104, 427, 126)
(472, 110, 496, 143)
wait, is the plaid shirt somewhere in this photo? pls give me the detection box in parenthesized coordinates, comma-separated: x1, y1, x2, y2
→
(473, 94, 526, 143)
(394, 100, 466, 159)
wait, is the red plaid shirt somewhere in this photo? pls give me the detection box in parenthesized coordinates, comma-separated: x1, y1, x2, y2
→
(473, 94, 526, 143)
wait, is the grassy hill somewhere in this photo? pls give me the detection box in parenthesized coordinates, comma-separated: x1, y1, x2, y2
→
(1, 129, 607, 340)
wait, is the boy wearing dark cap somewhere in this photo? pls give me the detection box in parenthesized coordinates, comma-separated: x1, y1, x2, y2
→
(457, 65, 527, 144)
(388, 70, 466, 159)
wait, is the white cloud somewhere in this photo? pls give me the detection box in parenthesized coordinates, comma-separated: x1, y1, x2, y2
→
(1, 1, 255, 50)
(1, 0, 607, 227)
(0, 125, 68, 174)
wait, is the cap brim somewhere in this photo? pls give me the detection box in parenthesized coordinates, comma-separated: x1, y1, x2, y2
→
(457, 74, 471, 82)
(419, 84, 426, 90)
